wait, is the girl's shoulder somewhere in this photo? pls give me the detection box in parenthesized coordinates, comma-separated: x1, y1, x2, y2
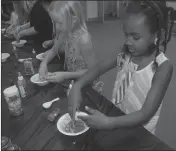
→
(156, 52, 169, 66)
(76, 31, 94, 52)
(77, 31, 92, 46)
(155, 52, 172, 75)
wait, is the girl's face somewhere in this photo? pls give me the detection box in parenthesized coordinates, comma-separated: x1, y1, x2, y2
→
(123, 13, 156, 57)
(45, 1, 67, 33)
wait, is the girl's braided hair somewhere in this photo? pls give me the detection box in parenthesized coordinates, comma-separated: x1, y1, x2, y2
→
(124, 1, 174, 71)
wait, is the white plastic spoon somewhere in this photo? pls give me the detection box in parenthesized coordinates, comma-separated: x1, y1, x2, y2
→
(18, 58, 32, 63)
(42, 97, 60, 109)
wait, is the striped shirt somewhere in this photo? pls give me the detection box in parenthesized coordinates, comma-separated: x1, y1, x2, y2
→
(112, 52, 168, 134)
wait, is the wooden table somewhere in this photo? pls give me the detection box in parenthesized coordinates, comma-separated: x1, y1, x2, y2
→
(1, 35, 173, 150)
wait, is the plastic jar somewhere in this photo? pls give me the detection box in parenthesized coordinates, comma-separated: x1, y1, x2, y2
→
(3, 85, 23, 116)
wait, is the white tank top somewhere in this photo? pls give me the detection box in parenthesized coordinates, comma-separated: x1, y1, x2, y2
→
(112, 52, 168, 134)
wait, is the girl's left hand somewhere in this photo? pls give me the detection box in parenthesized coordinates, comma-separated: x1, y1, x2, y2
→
(46, 72, 66, 83)
(77, 106, 110, 129)
(14, 32, 21, 42)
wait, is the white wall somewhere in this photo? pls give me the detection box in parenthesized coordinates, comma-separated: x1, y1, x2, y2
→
(167, 1, 176, 9)
(86, 1, 98, 19)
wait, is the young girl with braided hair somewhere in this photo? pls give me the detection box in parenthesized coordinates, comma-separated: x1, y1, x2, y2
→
(68, 1, 174, 136)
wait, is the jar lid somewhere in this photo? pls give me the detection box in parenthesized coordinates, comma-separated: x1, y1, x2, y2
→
(6, 144, 20, 150)
(3, 85, 19, 97)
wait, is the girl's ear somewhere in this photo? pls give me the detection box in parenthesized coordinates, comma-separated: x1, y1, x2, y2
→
(150, 32, 157, 45)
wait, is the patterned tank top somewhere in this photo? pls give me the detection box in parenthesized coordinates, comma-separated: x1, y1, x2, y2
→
(63, 29, 104, 93)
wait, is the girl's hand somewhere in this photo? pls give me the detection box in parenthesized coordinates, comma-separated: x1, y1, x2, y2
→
(42, 40, 54, 49)
(13, 26, 21, 39)
(39, 63, 48, 80)
(14, 32, 21, 43)
(68, 83, 82, 120)
(45, 72, 66, 83)
(77, 106, 110, 129)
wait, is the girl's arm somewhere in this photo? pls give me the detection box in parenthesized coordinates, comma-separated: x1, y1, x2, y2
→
(68, 44, 118, 119)
(41, 32, 67, 66)
(107, 61, 173, 129)
(61, 70, 88, 80)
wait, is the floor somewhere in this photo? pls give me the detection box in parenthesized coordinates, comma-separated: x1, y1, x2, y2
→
(87, 19, 176, 149)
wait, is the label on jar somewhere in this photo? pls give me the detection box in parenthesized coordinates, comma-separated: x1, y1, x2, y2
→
(8, 95, 23, 116)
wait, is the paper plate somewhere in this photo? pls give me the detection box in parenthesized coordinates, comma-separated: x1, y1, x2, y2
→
(1, 28, 6, 34)
(30, 73, 49, 86)
(36, 53, 44, 61)
(57, 112, 89, 136)
(4, 34, 14, 39)
(12, 40, 27, 47)
(1, 53, 10, 62)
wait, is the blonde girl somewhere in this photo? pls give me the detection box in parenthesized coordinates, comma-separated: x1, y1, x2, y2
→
(39, 1, 103, 93)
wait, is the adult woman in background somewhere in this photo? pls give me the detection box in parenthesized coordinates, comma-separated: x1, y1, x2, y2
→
(6, 1, 35, 37)
(14, 0, 53, 53)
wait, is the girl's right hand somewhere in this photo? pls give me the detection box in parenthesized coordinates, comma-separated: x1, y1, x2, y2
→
(42, 40, 54, 49)
(68, 83, 82, 120)
(13, 26, 21, 39)
(39, 63, 48, 80)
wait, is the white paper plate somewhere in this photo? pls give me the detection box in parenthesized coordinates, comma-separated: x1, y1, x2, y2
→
(4, 34, 14, 39)
(1, 28, 6, 34)
(30, 73, 49, 86)
(1, 53, 10, 62)
(36, 53, 44, 61)
(57, 112, 89, 136)
(12, 40, 27, 47)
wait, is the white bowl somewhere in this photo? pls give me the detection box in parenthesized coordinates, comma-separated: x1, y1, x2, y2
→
(1, 53, 10, 62)
(30, 73, 49, 86)
(12, 40, 27, 47)
(57, 112, 89, 136)
(36, 53, 44, 61)
(4, 34, 14, 39)
(1, 28, 6, 34)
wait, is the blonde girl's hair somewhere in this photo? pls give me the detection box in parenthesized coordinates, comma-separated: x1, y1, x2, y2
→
(49, 1, 87, 36)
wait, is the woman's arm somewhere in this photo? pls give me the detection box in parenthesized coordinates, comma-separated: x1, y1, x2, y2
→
(18, 26, 38, 38)
(107, 61, 173, 129)
(19, 22, 30, 30)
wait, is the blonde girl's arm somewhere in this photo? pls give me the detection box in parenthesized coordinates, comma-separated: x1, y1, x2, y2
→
(106, 61, 173, 129)
(41, 32, 67, 66)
